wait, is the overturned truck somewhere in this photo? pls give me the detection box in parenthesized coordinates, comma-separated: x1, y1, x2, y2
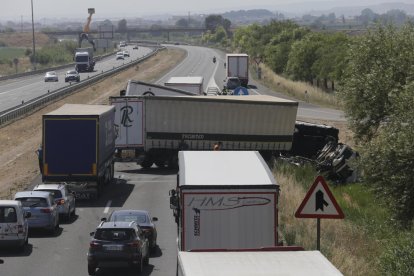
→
(110, 95, 298, 168)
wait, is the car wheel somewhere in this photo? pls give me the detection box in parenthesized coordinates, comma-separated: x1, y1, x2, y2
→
(88, 264, 96, 275)
(72, 206, 76, 217)
(66, 210, 72, 222)
(136, 255, 143, 273)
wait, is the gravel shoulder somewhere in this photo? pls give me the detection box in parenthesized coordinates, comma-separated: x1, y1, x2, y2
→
(0, 47, 186, 199)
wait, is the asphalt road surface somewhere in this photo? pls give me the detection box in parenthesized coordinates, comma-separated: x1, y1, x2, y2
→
(0, 45, 152, 113)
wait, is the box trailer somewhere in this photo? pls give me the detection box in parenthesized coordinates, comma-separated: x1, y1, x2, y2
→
(169, 151, 280, 251)
(110, 95, 298, 168)
(226, 54, 249, 87)
(123, 80, 196, 97)
(177, 250, 343, 276)
(41, 104, 115, 199)
(164, 76, 204, 95)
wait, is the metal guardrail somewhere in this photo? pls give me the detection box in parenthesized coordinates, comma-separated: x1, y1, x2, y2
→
(0, 46, 165, 127)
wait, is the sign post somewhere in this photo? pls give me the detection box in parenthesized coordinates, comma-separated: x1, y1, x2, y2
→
(295, 175, 344, 250)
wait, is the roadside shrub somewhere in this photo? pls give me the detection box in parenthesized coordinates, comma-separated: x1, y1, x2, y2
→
(379, 233, 414, 275)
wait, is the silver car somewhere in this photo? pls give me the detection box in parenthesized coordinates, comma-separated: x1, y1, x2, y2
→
(33, 183, 76, 221)
(44, 71, 59, 82)
(14, 191, 60, 234)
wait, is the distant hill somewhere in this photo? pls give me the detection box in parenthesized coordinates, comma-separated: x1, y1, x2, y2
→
(222, 9, 278, 24)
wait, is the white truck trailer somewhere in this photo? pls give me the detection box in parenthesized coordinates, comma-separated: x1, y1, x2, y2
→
(169, 151, 280, 251)
(226, 53, 249, 87)
(177, 250, 343, 276)
(164, 76, 204, 95)
(109, 95, 298, 168)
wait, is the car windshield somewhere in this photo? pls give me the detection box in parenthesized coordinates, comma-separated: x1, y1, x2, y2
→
(47, 72, 56, 76)
(95, 229, 135, 241)
(36, 189, 62, 199)
(111, 213, 148, 224)
(67, 71, 77, 74)
(16, 197, 48, 208)
(0, 207, 17, 223)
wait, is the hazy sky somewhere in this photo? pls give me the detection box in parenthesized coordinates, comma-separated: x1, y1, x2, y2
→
(1, 0, 409, 20)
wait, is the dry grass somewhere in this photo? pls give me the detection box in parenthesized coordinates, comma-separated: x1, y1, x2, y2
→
(0, 47, 186, 199)
(257, 64, 341, 109)
(0, 32, 50, 48)
(275, 170, 379, 275)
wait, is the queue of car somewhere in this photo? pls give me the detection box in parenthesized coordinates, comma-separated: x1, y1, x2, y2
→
(0, 183, 158, 275)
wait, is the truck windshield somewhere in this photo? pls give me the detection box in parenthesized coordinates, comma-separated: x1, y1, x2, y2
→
(75, 56, 89, 62)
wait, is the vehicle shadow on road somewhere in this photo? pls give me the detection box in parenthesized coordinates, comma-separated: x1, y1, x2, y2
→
(95, 264, 154, 275)
(28, 226, 63, 238)
(76, 179, 134, 208)
(118, 167, 178, 176)
(0, 243, 33, 257)
(150, 245, 163, 258)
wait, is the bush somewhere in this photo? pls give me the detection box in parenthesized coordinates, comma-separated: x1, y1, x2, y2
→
(380, 233, 414, 275)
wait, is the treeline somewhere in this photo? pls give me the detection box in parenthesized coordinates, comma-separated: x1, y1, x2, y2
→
(232, 20, 349, 91)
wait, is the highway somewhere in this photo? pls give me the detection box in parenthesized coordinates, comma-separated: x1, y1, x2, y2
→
(0, 44, 345, 275)
(0, 45, 152, 113)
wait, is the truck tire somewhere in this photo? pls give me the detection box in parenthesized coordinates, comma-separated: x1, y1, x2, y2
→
(141, 159, 153, 169)
(155, 160, 165, 168)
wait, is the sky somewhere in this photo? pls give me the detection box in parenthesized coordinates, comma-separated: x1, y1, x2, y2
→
(1, 0, 411, 21)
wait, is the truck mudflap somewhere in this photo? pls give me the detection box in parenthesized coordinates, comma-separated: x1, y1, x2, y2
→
(66, 182, 99, 200)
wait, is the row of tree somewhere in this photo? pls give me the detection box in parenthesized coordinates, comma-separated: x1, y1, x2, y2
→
(232, 20, 349, 90)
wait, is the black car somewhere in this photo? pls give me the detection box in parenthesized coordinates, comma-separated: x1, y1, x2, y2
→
(64, 70, 80, 82)
(87, 221, 149, 275)
(105, 210, 158, 252)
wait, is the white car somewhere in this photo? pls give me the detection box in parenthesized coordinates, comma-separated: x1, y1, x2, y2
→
(116, 52, 125, 60)
(44, 71, 58, 82)
(0, 200, 30, 251)
(33, 183, 76, 221)
(123, 50, 130, 57)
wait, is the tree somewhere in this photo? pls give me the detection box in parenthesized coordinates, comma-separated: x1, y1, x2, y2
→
(338, 23, 414, 142)
(175, 18, 188, 28)
(117, 19, 127, 33)
(204, 15, 231, 34)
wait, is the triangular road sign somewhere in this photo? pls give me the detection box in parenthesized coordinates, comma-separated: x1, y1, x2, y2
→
(295, 175, 345, 219)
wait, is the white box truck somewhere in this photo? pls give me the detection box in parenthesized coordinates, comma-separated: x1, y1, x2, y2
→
(165, 76, 204, 95)
(169, 151, 280, 251)
(226, 54, 249, 87)
(109, 95, 298, 168)
(177, 250, 343, 276)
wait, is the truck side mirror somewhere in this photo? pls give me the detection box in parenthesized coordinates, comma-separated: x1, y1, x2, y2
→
(120, 89, 126, 96)
(170, 196, 178, 210)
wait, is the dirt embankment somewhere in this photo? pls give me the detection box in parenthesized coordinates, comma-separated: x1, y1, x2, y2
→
(0, 48, 186, 199)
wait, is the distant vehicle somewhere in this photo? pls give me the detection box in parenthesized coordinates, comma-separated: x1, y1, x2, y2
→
(119, 41, 127, 47)
(44, 71, 58, 82)
(74, 47, 95, 72)
(223, 77, 241, 94)
(226, 53, 249, 86)
(87, 221, 149, 275)
(33, 183, 76, 221)
(123, 50, 130, 57)
(132, 45, 139, 50)
(105, 209, 158, 251)
(116, 52, 124, 60)
(0, 200, 31, 251)
(14, 191, 60, 234)
(64, 70, 80, 83)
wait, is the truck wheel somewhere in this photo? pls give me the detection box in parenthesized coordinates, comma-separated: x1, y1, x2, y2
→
(155, 160, 165, 168)
(88, 264, 96, 275)
(141, 159, 153, 169)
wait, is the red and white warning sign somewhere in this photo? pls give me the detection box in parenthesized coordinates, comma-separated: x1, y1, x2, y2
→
(295, 175, 344, 219)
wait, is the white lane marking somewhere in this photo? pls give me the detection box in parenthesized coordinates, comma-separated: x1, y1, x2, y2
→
(103, 200, 112, 214)
(249, 88, 261, 95)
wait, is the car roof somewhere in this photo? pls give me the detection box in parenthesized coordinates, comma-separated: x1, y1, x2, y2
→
(0, 200, 21, 206)
(98, 221, 137, 229)
(67, 70, 77, 73)
(111, 210, 149, 216)
(46, 71, 56, 74)
(14, 191, 52, 199)
(34, 183, 64, 190)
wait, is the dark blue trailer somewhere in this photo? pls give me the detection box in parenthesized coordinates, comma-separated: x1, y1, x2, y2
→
(42, 104, 115, 198)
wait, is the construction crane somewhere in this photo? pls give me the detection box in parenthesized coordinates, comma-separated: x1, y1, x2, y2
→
(79, 8, 96, 51)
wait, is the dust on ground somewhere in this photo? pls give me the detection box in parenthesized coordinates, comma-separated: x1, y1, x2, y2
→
(0, 47, 186, 199)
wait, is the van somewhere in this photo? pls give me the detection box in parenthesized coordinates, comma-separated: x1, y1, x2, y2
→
(0, 200, 31, 251)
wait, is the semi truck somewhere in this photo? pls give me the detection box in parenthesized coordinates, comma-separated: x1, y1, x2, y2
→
(226, 53, 249, 87)
(109, 95, 298, 168)
(169, 151, 280, 251)
(122, 80, 196, 97)
(164, 76, 204, 95)
(74, 47, 95, 72)
(177, 250, 343, 276)
(41, 104, 115, 199)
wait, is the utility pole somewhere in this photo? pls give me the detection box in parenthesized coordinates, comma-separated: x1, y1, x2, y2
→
(31, 0, 36, 70)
